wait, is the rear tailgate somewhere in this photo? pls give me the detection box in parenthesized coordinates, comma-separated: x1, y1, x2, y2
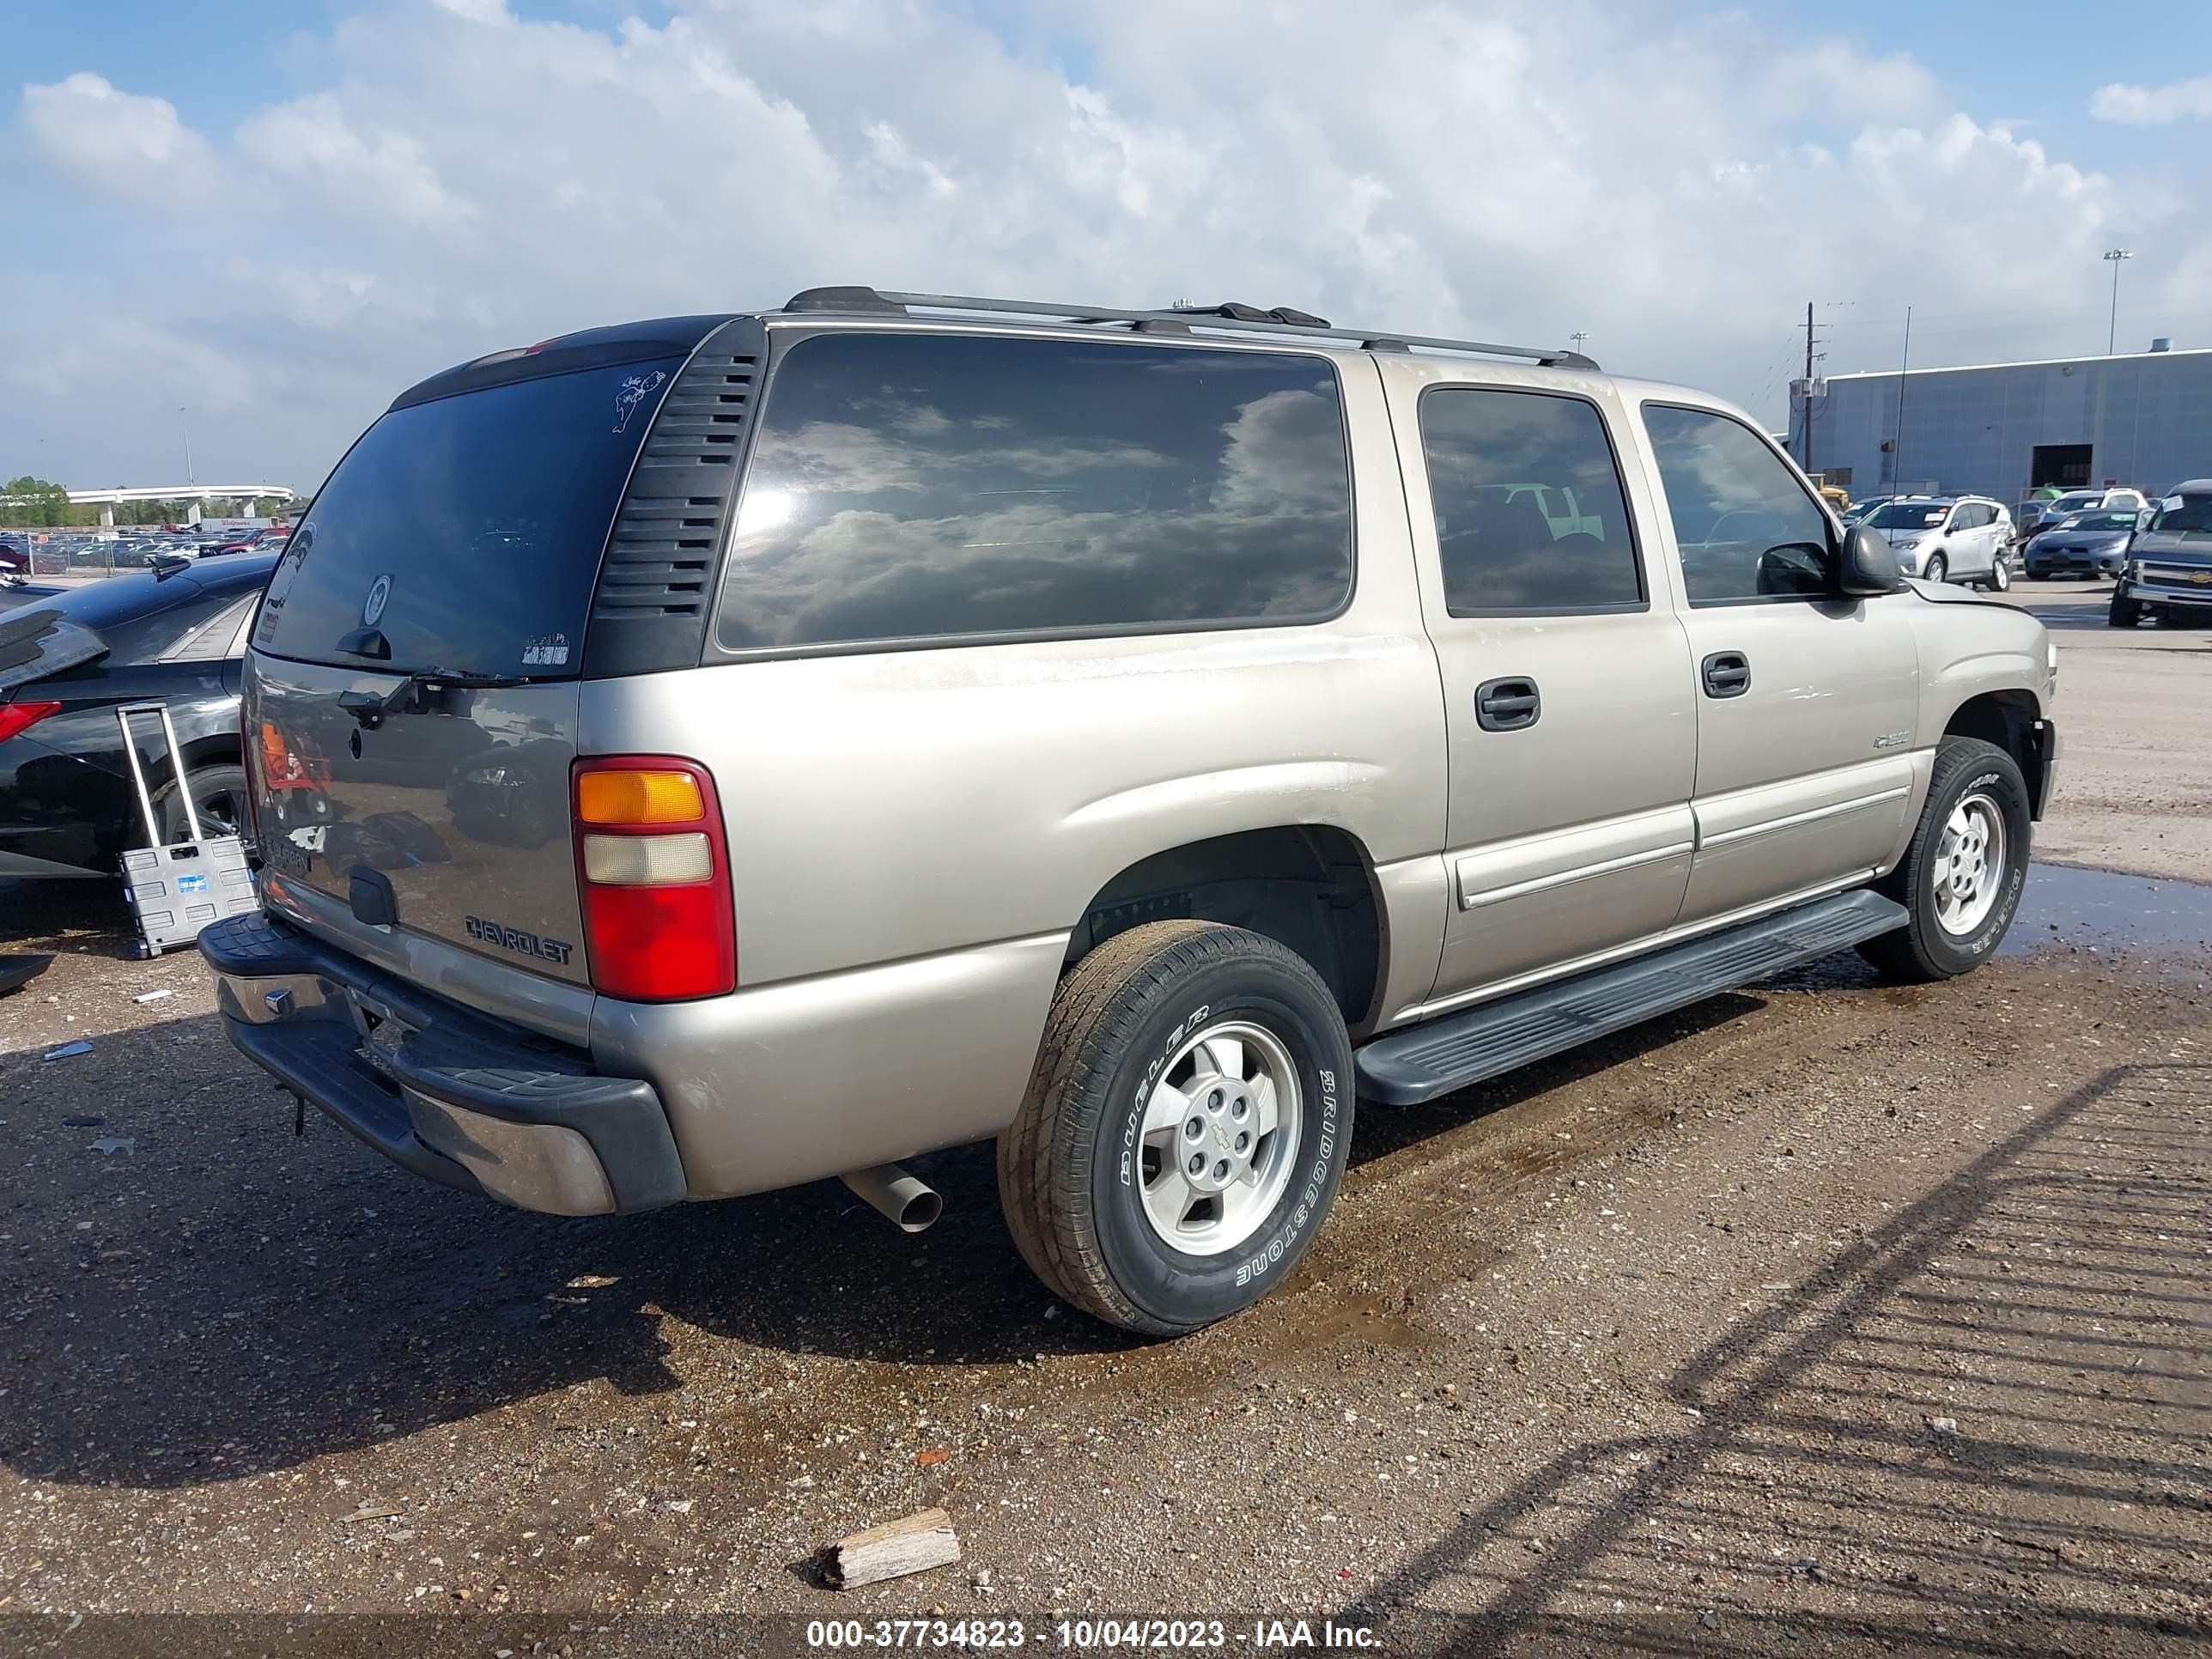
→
(244, 337, 703, 990)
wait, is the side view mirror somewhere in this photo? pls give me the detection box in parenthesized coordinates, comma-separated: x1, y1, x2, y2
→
(1838, 523, 1905, 596)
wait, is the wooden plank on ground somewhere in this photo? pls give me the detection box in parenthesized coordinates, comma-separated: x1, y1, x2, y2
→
(823, 1507, 963, 1589)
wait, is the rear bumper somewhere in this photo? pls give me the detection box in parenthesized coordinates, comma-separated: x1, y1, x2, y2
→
(199, 910, 685, 1215)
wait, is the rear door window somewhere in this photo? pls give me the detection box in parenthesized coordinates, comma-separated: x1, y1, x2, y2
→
(1418, 386, 1644, 613)
(251, 356, 682, 677)
(715, 333, 1353, 651)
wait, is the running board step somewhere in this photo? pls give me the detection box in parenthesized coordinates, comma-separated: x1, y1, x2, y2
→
(1354, 889, 1908, 1106)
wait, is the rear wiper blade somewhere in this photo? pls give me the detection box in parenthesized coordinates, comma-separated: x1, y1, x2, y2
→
(339, 665, 531, 729)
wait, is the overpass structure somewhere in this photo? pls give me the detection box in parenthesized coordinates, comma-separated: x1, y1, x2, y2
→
(64, 483, 299, 526)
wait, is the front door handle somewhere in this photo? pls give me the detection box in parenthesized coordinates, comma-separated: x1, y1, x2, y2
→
(1474, 676, 1541, 732)
(1701, 651, 1751, 699)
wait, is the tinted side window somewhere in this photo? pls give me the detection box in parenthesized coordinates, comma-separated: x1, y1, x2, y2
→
(1419, 388, 1644, 614)
(1642, 404, 1832, 605)
(716, 334, 1352, 651)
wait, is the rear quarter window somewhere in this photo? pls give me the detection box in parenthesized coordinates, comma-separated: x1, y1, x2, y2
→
(714, 332, 1354, 652)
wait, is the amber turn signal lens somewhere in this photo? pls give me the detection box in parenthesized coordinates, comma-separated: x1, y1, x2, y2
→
(574, 769, 704, 825)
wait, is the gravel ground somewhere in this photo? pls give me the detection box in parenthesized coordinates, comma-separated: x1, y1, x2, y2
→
(1, 594, 2208, 1658)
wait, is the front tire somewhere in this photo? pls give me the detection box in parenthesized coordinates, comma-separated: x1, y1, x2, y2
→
(1924, 553, 1948, 585)
(1858, 737, 2030, 982)
(997, 920, 1354, 1335)
(2108, 590, 2142, 628)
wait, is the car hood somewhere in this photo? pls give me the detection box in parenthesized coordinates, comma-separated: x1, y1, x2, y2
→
(2130, 532, 2212, 565)
(2031, 530, 2130, 550)
(1904, 578, 2018, 613)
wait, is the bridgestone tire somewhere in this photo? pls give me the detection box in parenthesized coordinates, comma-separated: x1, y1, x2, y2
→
(997, 920, 1354, 1335)
(1857, 737, 2031, 983)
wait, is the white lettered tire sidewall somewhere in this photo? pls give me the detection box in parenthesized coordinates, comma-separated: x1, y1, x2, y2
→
(1091, 966, 1352, 1330)
(997, 920, 1355, 1335)
(1862, 735, 2032, 981)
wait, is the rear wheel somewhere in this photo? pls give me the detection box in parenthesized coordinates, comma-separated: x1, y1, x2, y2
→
(1858, 737, 2029, 982)
(997, 920, 1353, 1335)
(160, 763, 249, 844)
(2108, 591, 2142, 628)
(1984, 557, 2011, 592)
(1924, 553, 1948, 585)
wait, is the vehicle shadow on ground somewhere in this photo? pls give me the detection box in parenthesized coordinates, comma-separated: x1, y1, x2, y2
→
(1343, 1061, 2212, 1656)
(0, 975, 1803, 1492)
(0, 876, 137, 962)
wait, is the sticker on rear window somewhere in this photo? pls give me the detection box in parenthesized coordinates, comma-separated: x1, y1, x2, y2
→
(521, 632, 570, 667)
(613, 370, 668, 435)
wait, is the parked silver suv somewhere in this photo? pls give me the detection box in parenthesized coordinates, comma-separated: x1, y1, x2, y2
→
(204, 289, 2059, 1334)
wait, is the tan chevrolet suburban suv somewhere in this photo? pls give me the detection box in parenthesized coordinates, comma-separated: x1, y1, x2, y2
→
(203, 289, 2059, 1334)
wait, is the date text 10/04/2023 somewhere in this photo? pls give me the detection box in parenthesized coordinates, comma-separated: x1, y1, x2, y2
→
(803, 1619, 1382, 1650)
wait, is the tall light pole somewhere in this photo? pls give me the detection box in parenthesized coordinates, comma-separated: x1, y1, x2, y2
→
(1570, 330, 1589, 357)
(179, 406, 194, 484)
(2103, 248, 2131, 355)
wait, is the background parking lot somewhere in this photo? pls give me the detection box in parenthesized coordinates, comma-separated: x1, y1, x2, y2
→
(2, 581, 2206, 1655)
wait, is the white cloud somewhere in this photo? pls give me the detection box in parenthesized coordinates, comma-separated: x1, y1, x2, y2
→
(21, 72, 221, 204)
(2091, 74, 2212, 125)
(237, 94, 475, 232)
(3, 0, 2205, 491)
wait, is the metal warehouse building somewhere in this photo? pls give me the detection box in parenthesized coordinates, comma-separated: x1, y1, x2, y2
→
(1793, 343, 2212, 507)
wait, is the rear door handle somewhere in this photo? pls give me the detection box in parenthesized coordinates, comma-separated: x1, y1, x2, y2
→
(1474, 676, 1541, 732)
(1701, 651, 1751, 698)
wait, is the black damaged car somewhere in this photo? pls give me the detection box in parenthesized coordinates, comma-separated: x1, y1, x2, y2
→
(0, 552, 278, 878)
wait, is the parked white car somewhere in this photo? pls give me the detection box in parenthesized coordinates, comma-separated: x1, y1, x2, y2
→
(1863, 495, 2014, 591)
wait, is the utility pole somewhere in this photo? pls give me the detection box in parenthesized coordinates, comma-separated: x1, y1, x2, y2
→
(1893, 306, 1912, 491)
(2102, 248, 2131, 355)
(179, 406, 194, 485)
(1570, 331, 1589, 357)
(1801, 301, 1816, 472)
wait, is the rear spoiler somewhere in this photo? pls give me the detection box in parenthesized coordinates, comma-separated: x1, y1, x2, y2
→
(0, 611, 109, 694)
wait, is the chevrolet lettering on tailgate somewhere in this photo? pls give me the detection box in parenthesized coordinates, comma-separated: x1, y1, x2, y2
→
(465, 915, 573, 966)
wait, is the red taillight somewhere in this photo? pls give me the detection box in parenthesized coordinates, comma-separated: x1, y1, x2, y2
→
(571, 755, 736, 1001)
(0, 700, 62, 744)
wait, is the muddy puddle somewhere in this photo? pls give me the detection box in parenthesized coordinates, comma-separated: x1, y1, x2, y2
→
(2009, 862, 2212, 960)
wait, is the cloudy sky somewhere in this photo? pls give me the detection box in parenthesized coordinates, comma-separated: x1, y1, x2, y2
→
(6, 0, 2209, 494)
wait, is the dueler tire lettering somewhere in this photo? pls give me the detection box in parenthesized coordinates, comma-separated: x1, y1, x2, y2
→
(996, 921, 1355, 1335)
(1859, 735, 2032, 983)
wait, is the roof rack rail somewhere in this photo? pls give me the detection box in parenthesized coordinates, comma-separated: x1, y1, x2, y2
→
(779, 287, 1600, 370)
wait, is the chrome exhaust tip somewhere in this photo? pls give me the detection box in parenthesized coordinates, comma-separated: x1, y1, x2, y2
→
(839, 1163, 942, 1233)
